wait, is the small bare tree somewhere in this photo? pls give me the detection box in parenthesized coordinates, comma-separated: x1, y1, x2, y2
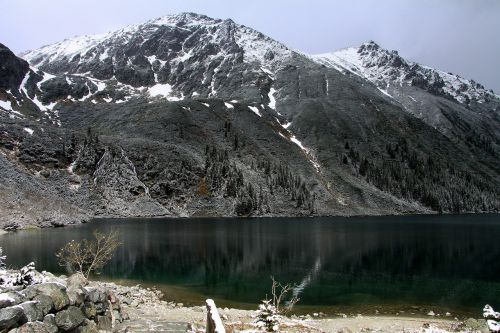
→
(56, 230, 122, 278)
(270, 276, 300, 315)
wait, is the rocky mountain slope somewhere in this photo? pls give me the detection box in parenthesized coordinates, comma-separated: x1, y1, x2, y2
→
(1, 13, 499, 228)
(312, 41, 500, 144)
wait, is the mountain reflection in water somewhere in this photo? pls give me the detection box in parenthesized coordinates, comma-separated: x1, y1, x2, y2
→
(1, 214, 499, 315)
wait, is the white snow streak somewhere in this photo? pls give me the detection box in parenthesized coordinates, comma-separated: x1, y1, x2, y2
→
(268, 87, 277, 110)
(276, 120, 321, 172)
(0, 100, 13, 112)
(248, 105, 262, 117)
(37, 72, 56, 89)
(23, 128, 34, 135)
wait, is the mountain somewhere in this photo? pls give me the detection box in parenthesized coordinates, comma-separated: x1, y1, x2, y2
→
(1, 13, 499, 229)
(312, 41, 500, 143)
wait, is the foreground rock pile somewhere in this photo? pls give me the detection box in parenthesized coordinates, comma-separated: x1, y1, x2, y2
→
(0, 271, 124, 333)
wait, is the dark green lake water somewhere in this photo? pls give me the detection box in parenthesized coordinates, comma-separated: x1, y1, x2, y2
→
(1, 214, 499, 317)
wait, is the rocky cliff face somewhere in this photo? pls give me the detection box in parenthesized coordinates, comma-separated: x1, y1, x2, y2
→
(0, 13, 499, 228)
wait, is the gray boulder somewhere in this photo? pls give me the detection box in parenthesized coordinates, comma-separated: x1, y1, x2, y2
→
(112, 309, 123, 323)
(66, 287, 86, 306)
(66, 274, 88, 290)
(9, 321, 51, 333)
(0, 292, 26, 308)
(33, 294, 54, 316)
(0, 305, 26, 331)
(69, 319, 99, 333)
(84, 289, 106, 304)
(19, 301, 44, 322)
(96, 315, 112, 331)
(22, 283, 69, 311)
(55, 306, 85, 331)
(465, 318, 489, 333)
(43, 314, 58, 333)
(0, 293, 16, 309)
(81, 302, 96, 319)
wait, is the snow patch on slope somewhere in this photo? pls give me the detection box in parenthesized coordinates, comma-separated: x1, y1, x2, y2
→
(23, 128, 34, 135)
(147, 83, 183, 101)
(0, 100, 13, 112)
(248, 105, 262, 117)
(276, 120, 321, 173)
(268, 87, 277, 110)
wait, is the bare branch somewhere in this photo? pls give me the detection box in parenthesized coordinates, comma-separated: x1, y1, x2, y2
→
(56, 229, 122, 279)
(269, 276, 300, 315)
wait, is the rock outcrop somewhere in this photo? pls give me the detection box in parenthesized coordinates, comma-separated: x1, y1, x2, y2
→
(0, 271, 123, 333)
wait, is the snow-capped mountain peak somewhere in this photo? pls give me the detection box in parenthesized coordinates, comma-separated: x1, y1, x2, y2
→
(312, 40, 498, 105)
(22, 12, 292, 74)
(21, 12, 293, 105)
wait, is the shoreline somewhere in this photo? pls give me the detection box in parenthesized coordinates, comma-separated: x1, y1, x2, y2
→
(94, 280, 485, 333)
(0, 268, 489, 332)
(2, 211, 500, 233)
(102, 276, 481, 321)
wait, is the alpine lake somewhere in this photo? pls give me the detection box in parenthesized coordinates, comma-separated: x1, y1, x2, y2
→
(1, 214, 499, 318)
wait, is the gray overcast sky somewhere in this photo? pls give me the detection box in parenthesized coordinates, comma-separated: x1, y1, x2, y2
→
(1, 0, 499, 92)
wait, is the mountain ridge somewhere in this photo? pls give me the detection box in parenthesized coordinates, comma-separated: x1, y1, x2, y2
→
(311, 40, 499, 104)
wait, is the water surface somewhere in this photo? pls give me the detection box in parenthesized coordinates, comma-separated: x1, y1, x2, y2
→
(1, 214, 499, 317)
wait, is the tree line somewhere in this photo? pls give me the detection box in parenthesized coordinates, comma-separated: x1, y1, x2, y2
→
(342, 138, 499, 212)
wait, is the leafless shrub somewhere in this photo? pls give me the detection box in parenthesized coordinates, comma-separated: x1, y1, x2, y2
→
(56, 229, 122, 278)
(270, 276, 300, 315)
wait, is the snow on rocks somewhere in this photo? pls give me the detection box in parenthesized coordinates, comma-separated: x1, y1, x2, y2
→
(1, 267, 124, 332)
(22, 32, 110, 66)
(32, 71, 56, 89)
(248, 105, 262, 117)
(268, 87, 277, 110)
(484, 305, 500, 332)
(234, 25, 291, 65)
(0, 100, 13, 112)
(147, 83, 181, 101)
(23, 128, 34, 136)
(146, 82, 181, 101)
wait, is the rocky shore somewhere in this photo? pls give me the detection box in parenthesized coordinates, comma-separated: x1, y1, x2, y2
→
(0, 268, 125, 333)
